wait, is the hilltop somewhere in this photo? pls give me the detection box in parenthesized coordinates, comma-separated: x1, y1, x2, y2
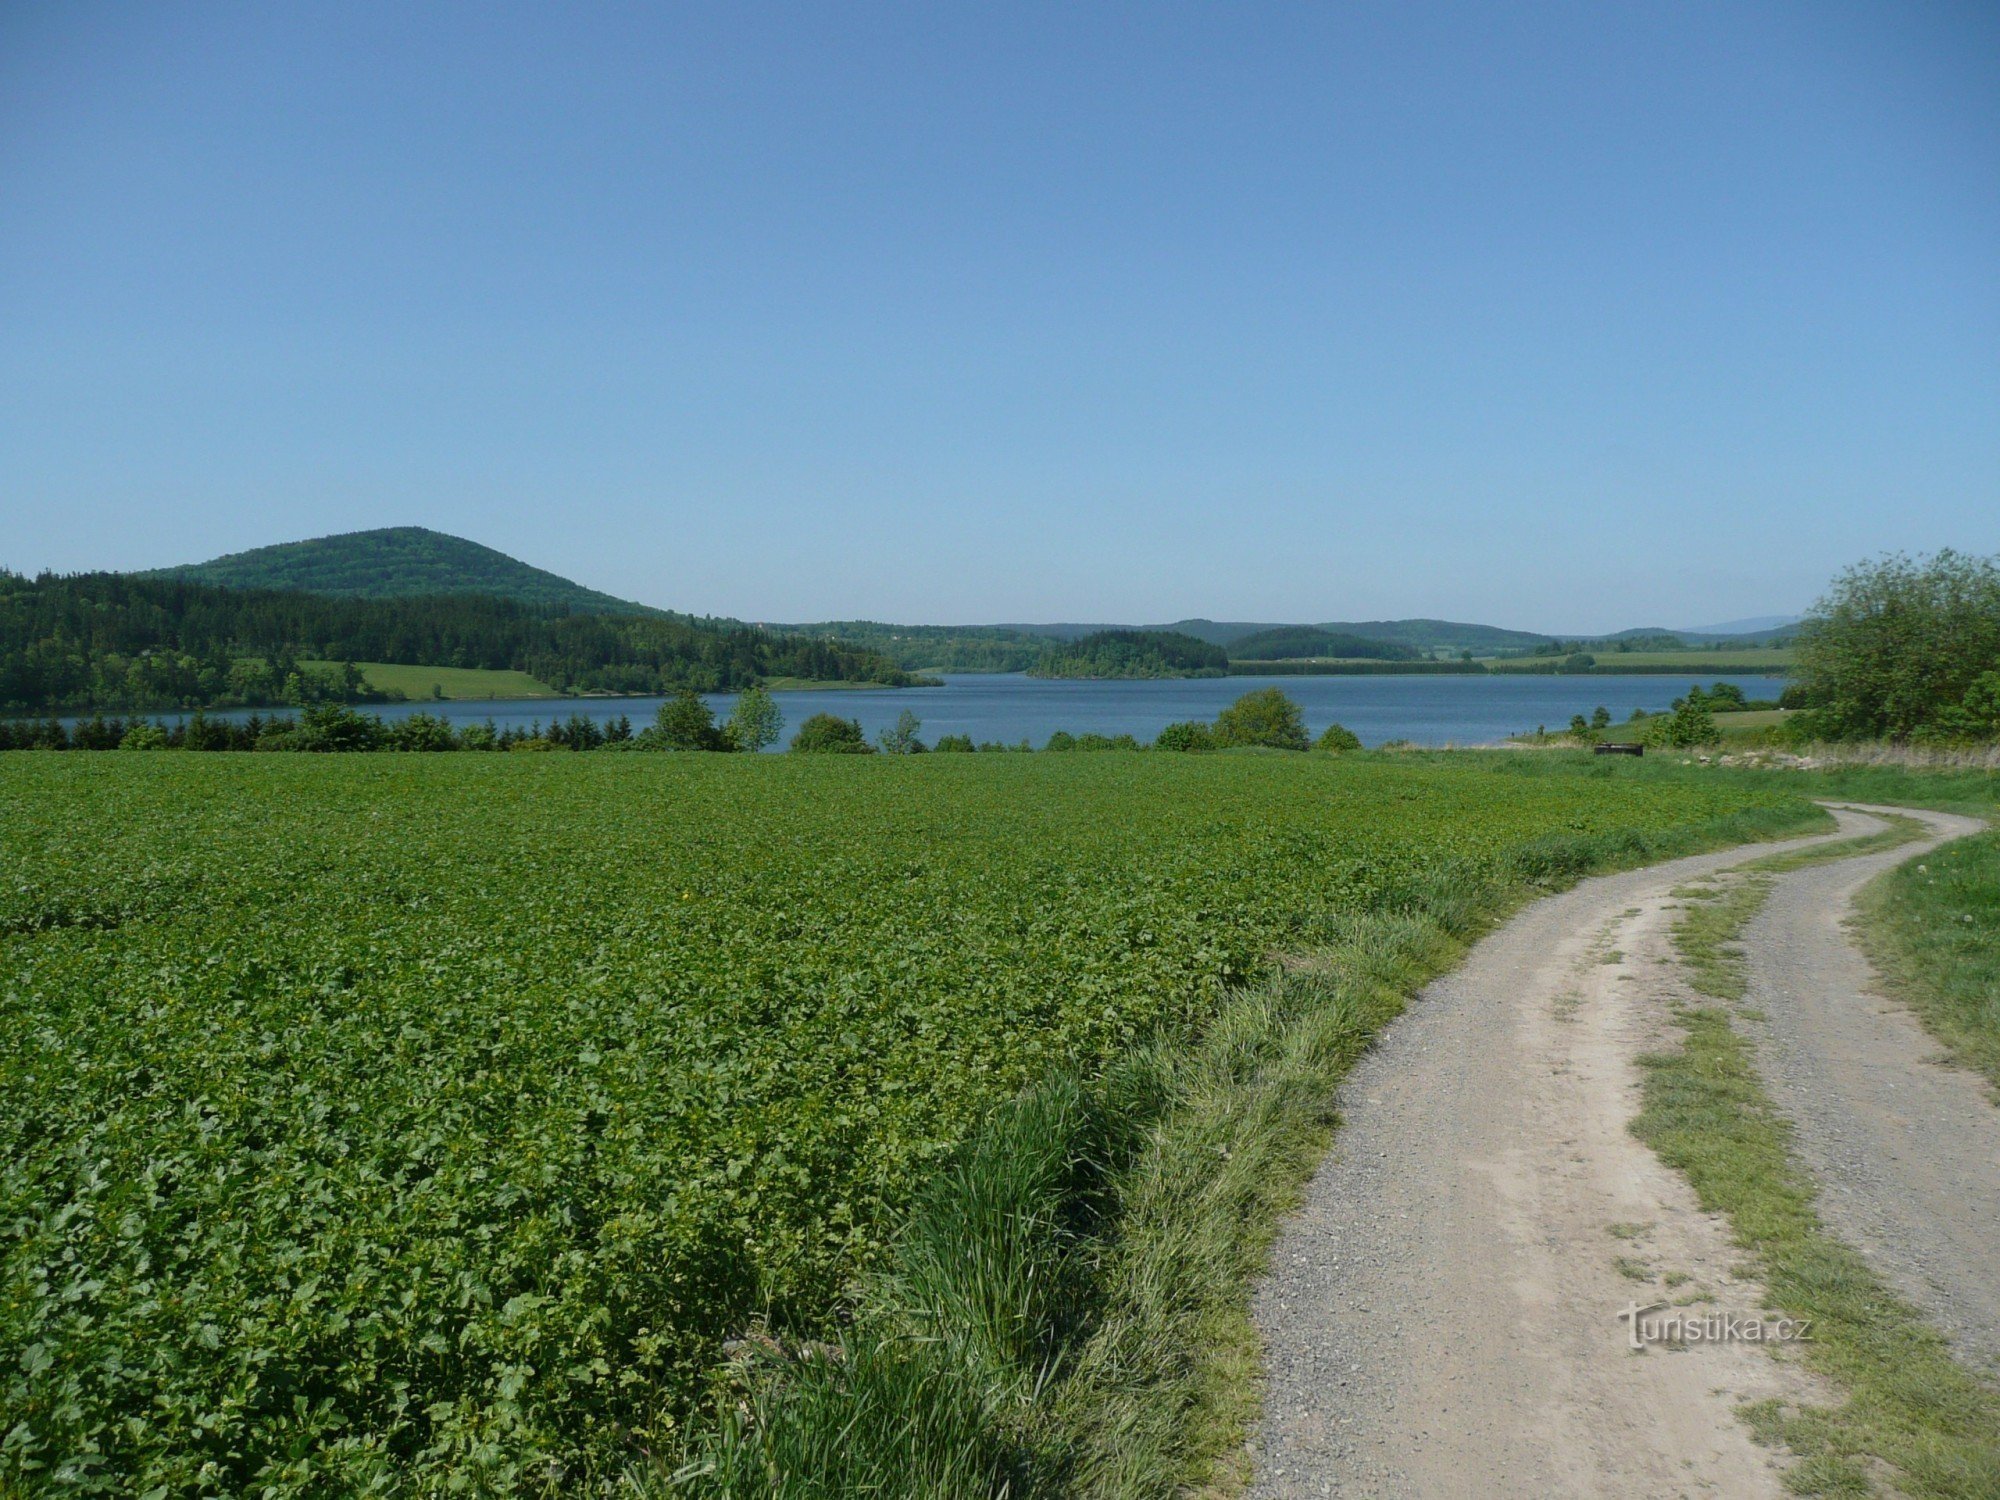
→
(141, 527, 660, 616)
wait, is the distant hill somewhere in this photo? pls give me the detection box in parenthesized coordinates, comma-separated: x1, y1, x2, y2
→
(1315, 618, 1550, 656)
(1, 571, 915, 713)
(984, 618, 1555, 654)
(1028, 629, 1229, 680)
(141, 527, 659, 616)
(1225, 626, 1419, 662)
(1675, 614, 1801, 638)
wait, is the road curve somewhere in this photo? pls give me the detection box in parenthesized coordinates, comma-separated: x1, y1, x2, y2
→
(1247, 804, 1990, 1499)
(1740, 803, 1999, 1377)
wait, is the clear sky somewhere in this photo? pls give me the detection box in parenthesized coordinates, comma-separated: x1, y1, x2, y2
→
(3, 2, 1996, 631)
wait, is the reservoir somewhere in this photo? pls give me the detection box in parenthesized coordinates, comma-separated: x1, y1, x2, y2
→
(103, 671, 1789, 749)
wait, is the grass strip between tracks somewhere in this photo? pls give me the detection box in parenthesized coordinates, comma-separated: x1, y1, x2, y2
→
(1636, 817, 2000, 1499)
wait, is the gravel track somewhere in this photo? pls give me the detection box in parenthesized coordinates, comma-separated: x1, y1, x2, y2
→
(1738, 802, 1999, 1377)
(1247, 805, 1990, 1498)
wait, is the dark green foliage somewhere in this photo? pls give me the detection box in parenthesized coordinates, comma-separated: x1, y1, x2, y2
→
(1212, 688, 1308, 750)
(1044, 731, 1077, 752)
(650, 690, 729, 751)
(775, 621, 1055, 674)
(141, 526, 656, 615)
(1314, 722, 1362, 752)
(789, 713, 873, 753)
(1792, 550, 2000, 741)
(387, 711, 460, 751)
(933, 734, 977, 753)
(1223, 627, 1418, 662)
(1591, 706, 1612, 730)
(1154, 721, 1216, 752)
(1030, 631, 1228, 680)
(0, 571, 912, 712)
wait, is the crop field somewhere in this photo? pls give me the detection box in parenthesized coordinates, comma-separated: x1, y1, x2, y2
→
(0, 752, 1809, 1492)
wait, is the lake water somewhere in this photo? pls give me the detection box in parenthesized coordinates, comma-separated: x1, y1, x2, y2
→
(122, 672, 1788, 749)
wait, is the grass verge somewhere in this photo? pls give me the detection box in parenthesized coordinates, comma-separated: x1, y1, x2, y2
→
(1854, 829, 2000, 1097)
(655, 798, 1829, 1499)
(1636, 822, 2000, 1498)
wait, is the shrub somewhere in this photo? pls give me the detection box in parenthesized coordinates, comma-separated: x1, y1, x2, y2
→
(387, 712, 458, 752)
(1315, 723, 1362, 753)
(1642, 699, 1720, 748)
(1213, 688, 1308, 751)
(1154, 721, 1215, 752)
(118, 723, 169, 751)
(933, 734, 976, 753)
(791, 714, 874, 754)
(292, 704, 388, 752)
(1044, 731, 1077, 752)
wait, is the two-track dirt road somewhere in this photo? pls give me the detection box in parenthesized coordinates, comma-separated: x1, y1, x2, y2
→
(1248, 804, 1995, 1499)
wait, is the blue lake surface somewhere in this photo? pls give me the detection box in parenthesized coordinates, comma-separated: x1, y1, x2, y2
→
(123, 672, 1788, 749)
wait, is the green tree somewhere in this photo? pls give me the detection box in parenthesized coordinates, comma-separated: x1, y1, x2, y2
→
(1314, 722, 1362, 752)
(877, 709, 925, 754)
(724, 686, 782, 753)
(654, 689, 725, 750)
(1590, 705, 1611, 731)
(1792, 551, 2000, 739)
(932, 733, 976, 752)
(1213, 688, 1308, 750)
(790, 713, 873, 753)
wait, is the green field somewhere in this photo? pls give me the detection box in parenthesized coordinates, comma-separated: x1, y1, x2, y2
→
(300, 659, 561, 700)
(0, 753, 1812, 1492)
(1488, 648, 1800, 668)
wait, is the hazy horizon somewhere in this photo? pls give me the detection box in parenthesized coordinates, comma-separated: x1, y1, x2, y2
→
(5, 3, 1995, 632)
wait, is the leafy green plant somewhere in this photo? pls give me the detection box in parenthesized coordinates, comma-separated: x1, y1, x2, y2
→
(1212, 688, 1308, 751)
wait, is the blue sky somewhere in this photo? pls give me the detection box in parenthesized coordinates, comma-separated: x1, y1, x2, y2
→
(3, 2, 1995, 631)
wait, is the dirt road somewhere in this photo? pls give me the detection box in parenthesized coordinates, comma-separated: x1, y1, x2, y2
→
(1248, 805, 1992, 1498)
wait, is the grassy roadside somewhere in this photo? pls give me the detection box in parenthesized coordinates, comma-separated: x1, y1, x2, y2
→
(1853, 830, 2000, 1097)
(1636, 822, 2000, 1498)
(655, 794, 1830, 1498)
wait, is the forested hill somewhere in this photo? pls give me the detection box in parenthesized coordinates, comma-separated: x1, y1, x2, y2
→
(1224, 626, 1420, 661)
(1029, 629, 1229, 679)
(140, 527, 659, 616)
(0, 573, 915, 712)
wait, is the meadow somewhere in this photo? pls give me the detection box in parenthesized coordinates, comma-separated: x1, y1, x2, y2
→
(0, 751, 1813, 1493)
(298, 659, 562, 700)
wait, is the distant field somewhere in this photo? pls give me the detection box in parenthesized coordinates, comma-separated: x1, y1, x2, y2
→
(1593, 647, 1794, 669)
(301, 659, 560, 699)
